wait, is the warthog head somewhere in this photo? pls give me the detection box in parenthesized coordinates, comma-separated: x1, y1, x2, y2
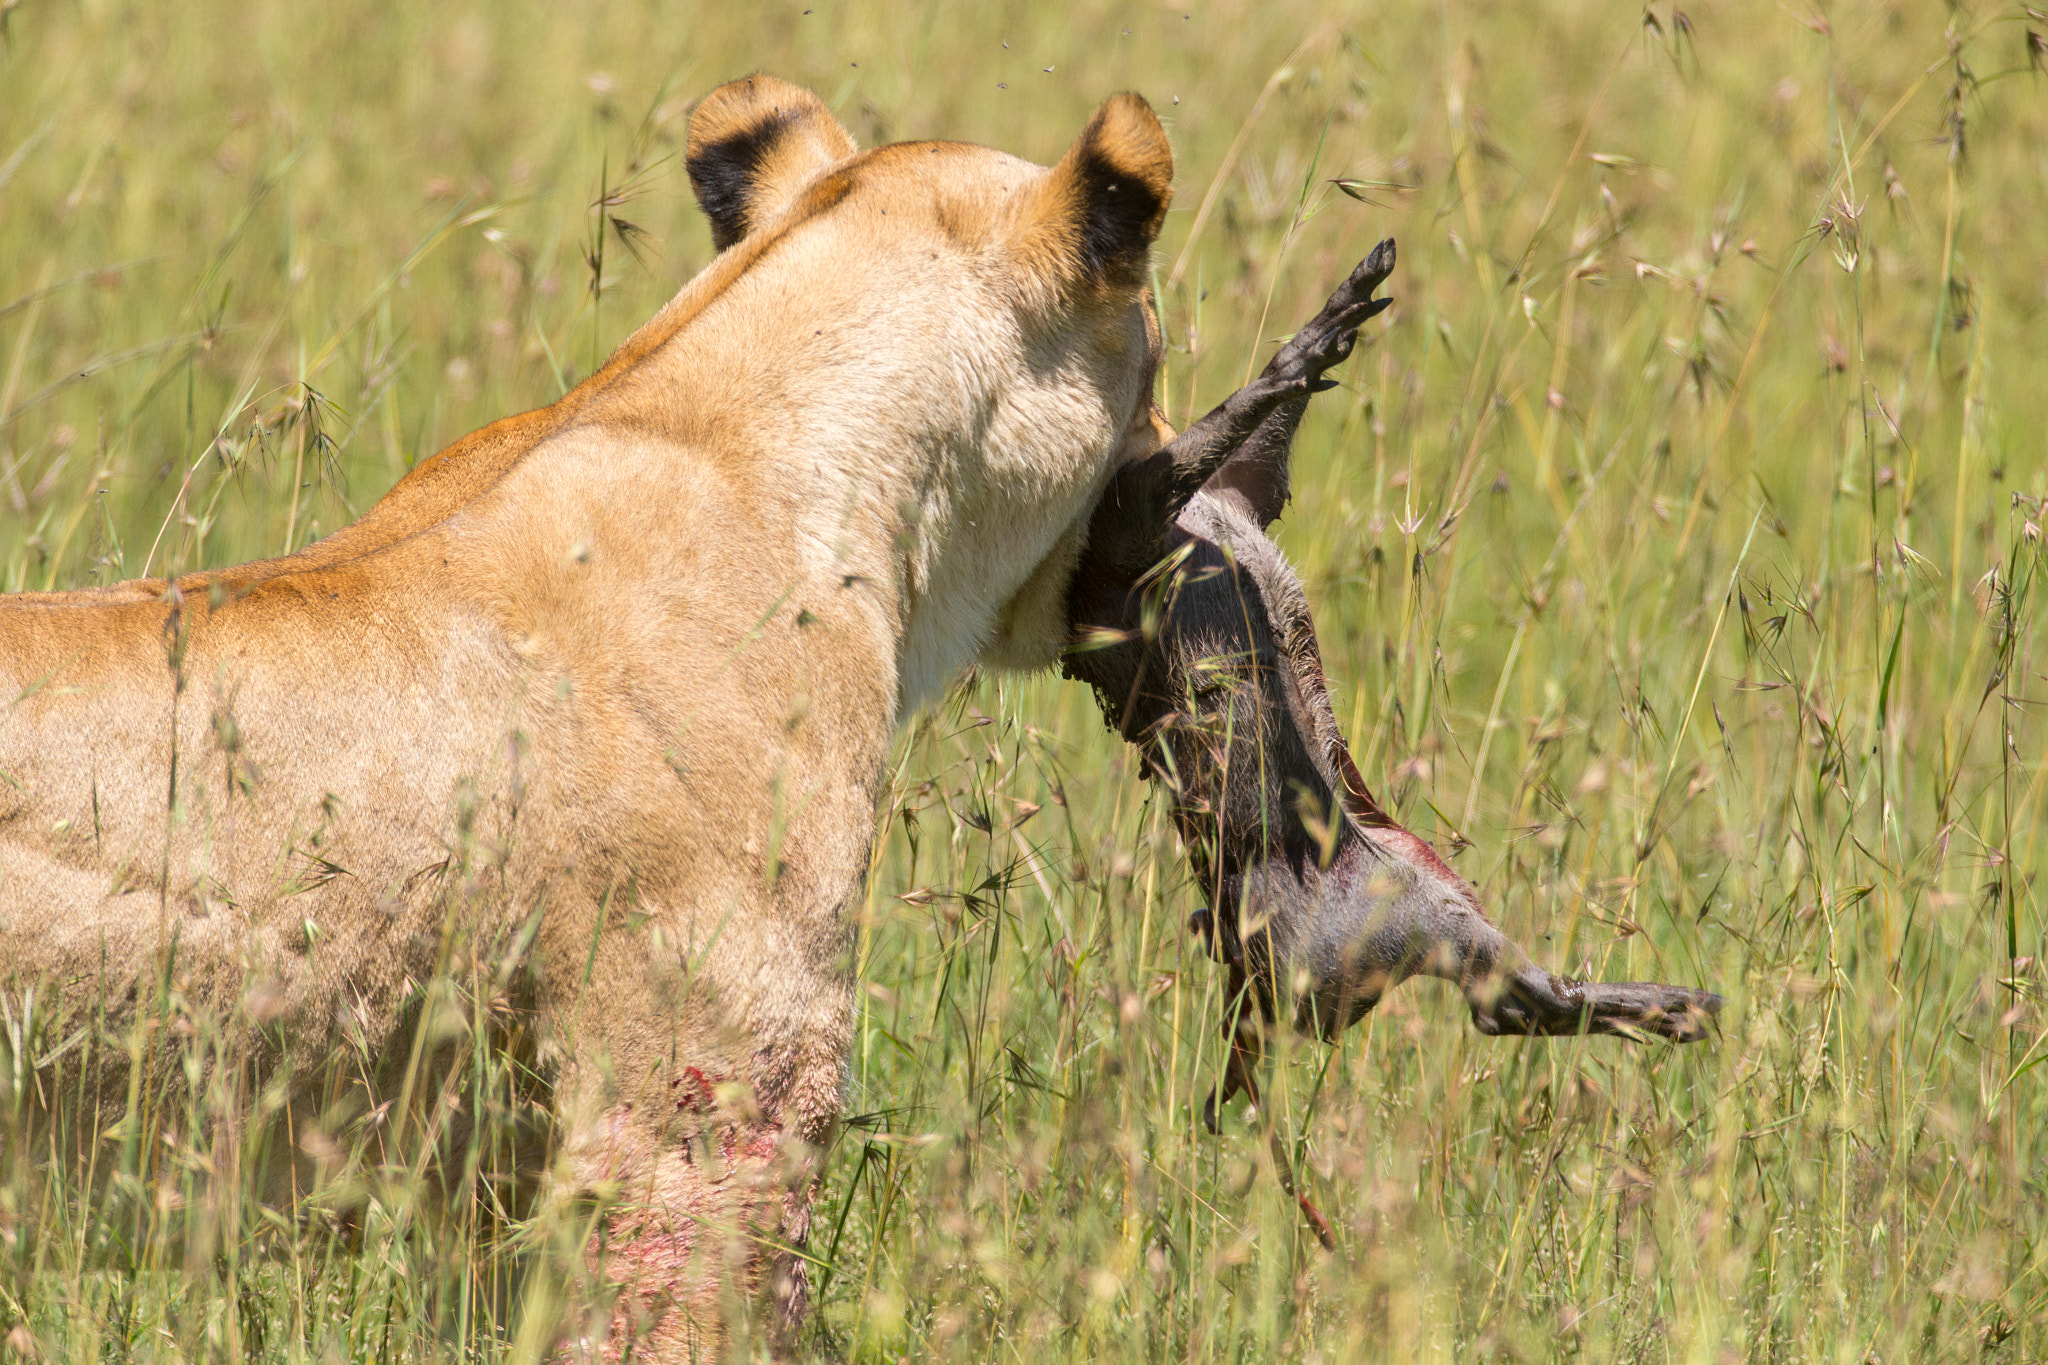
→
(1063, 242, 1721, 1124)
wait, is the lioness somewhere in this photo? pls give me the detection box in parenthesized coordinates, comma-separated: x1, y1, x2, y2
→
(0, 76, 1173, 1359)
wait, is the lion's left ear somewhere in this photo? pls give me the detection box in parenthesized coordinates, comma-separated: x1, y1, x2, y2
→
(687, 75, 858, 252)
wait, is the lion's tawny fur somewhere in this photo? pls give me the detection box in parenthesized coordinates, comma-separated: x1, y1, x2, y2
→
(0, 76, 1173, 1360)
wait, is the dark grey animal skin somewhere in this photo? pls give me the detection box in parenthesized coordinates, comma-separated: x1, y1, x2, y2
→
(1063, 241, 1722, 1134)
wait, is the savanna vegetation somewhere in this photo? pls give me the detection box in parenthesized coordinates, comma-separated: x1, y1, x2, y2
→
(2, 0, 2044, 1359)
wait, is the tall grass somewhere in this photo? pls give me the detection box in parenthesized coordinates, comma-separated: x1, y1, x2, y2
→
(3, 0, 2043, 1359)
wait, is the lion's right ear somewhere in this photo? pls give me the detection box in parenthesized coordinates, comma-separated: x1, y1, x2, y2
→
(687, 75, 857, 252)
(1016, 93, 1173, 292)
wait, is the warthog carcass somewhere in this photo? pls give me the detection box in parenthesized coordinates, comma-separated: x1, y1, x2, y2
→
(1062, 243, 1722, 1230)
(2, 75, 1180, 1360)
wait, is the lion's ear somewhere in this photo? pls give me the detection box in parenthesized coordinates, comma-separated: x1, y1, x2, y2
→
(1017, 94, 1173, 291)
(687, 75, 857, 252)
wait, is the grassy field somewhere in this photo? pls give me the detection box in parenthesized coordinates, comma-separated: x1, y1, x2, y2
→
(3, 0, 2045, 1359)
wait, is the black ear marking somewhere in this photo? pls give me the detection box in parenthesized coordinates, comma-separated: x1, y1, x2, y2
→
(1070, 139, 1170, 277)
(685, 75, 857, 253)
(687, 113, 799, 252)
(1024, 93, 1173, 290)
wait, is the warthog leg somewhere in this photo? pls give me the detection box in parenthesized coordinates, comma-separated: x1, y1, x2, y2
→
(1090, 241, 1397, 578)
(1195, 968, 1337, 1252)
(1466, 965, 1722, 1043)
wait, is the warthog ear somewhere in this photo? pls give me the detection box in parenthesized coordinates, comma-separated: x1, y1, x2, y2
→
(687, 74, 858, 252)
(1018, 93, 1173, 291)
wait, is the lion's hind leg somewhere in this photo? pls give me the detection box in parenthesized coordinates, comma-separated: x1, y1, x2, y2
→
(543, 1061, 830, 1362)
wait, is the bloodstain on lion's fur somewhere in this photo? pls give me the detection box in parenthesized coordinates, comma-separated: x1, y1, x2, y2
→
(567, 1105, 818, 1361)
